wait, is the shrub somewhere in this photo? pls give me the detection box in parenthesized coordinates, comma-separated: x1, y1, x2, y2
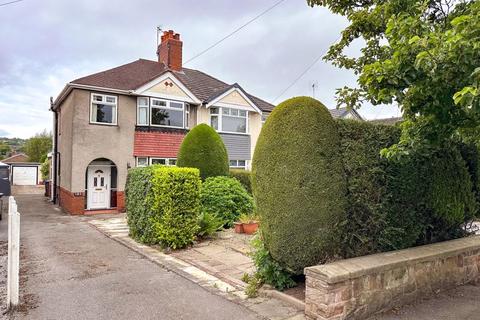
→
(250, 235, 295, 291)
(252, 97, 347, 275)
(151, 166, 202, 249)
(200, 176, 254, 227)
(197, 211, 224, 239)
(230, 169, 252, 194)
(125, 166, 157, 244)
(337, 119, 478, 254)
(40, 158, 49, 181)
(335, 119, 399, 257)
(177, 124, 229, 180)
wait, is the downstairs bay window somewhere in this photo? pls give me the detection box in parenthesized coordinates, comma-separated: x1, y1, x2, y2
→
(210, 107, 248, 134)
(135, 157, 176, 167)
(229, 160, 247, 169)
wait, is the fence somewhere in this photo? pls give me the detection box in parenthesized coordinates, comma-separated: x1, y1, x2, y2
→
(7, 196, 20, 309)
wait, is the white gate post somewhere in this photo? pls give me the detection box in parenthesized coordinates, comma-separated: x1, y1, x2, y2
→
(7, 196, 20, 309)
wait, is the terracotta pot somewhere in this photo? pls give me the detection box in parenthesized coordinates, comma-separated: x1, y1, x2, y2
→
(242, 222, 259, 235)
(234, 222, 244, 234)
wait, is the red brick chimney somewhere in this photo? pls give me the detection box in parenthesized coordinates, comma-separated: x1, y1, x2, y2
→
(157, 30, 183, 71)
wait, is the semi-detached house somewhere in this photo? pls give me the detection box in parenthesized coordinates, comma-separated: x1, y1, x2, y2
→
(50, 30, 275, 215)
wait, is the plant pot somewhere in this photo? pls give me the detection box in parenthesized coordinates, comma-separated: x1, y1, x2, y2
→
(234, 222, 244, 234)
(242, 222, 259, 235)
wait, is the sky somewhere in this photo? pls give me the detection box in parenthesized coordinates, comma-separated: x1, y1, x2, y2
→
(0, 0, 400, 139)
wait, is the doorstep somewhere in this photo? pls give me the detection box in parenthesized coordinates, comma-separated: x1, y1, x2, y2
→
(84, 208, 120, 215)
(88, 216, 305, 320)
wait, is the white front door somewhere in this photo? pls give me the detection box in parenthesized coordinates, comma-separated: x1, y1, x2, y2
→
(87, 166, 111, 210)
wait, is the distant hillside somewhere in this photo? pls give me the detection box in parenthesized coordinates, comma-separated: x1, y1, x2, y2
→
(0, 137, 26, 159)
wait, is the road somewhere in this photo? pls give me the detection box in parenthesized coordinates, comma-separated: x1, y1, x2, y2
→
(10, 194, 260, 320)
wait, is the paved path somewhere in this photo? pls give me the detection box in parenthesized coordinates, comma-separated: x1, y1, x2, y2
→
(11, 195, 261, 320)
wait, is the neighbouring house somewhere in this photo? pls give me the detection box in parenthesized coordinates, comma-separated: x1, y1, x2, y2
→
(328, 107, 363, 120)
(2, 153, 41, 186)
(50, 30, 277, 215)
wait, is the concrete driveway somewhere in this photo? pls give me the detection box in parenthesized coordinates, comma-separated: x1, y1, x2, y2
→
(9, 194, 260, 320)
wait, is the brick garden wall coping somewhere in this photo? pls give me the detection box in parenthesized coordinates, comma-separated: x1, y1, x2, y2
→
(304, 236, 480, 320)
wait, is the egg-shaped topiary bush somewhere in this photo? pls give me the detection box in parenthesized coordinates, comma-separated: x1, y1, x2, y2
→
(177, 124, 229, 180)
(252, 97, 347, 275)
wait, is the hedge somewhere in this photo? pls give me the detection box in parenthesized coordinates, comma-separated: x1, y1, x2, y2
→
(230, 169, 252, 194)
(335, 119, 401, 257)
(177, 124, 229, 180)
(200, 176, 254, 226)
(336, 119, 477, 256)
(125, 166, 156, 244)
(151, 166, 201, 249)
(252, 97, 347, 275)
(125, 165, 201, 249)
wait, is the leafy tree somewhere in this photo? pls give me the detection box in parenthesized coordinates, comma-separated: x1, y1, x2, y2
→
(0, 143, 10, 160)
(307, 0, 479, 157)
(24, 130, 52, 163)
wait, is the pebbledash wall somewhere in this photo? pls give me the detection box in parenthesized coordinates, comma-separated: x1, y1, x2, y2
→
(305, 236, 480, 320)
(57, 89, 136, 215)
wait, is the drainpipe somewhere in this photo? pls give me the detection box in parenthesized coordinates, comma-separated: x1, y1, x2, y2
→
(50, 97, 59, 204)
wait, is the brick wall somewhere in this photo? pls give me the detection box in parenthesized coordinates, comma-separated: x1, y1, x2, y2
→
(305, 236, 480, 320)
(134, 130, 185, 158)
(58, 187, 84, 215)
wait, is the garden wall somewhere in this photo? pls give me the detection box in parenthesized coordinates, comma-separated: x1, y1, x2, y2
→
(305, 236, 480, 320)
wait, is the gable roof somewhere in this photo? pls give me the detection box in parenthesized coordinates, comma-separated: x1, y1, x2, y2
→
(328, 107, 363, 120)
(2, 153, 30, 164)
(65, 59, 275, 112)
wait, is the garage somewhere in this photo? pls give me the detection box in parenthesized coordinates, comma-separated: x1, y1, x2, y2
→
(12, 166, 38, 185)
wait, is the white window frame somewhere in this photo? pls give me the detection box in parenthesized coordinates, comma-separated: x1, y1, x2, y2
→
(209, 107, 249, 134)
(150, 98, 185, 129)
(150, 158, 177, 166)
(136, 157, 148, 167)
(137, 97, 149, 126)
(90, 93, 118, 125)
(229, 160, 247, 169)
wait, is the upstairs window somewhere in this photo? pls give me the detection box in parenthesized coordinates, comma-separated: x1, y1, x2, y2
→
(210, 107, 248, 134)
(91, 93, 117, 125)
(137, 97, 149, 125)
(151, 98, 184, 128)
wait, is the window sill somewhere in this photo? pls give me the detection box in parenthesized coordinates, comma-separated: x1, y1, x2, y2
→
(89, 121, 118, 127)
(217, 131, 250, 136)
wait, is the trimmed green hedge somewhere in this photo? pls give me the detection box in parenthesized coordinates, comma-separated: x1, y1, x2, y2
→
(125, 166, 156, 244)
(177, 124, 229, 180)
(125, 166, 201, 249)
(336, 119, 477, 256)
(151, 166, 201, 249)
(200, 176, 254, 227)
(335, 120, 400, 257)
(252, 97, 347, 275)
(230, 169, 252, 194)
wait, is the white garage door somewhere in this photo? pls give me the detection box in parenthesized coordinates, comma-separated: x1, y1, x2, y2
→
(12, 166, 37, 185)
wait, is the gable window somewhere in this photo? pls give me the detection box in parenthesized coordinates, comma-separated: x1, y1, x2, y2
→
(91, 93, 117, 125)
(151, 98, 184, 128)
(209, 107, 247, 134)
(137, 97, 149, 125)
